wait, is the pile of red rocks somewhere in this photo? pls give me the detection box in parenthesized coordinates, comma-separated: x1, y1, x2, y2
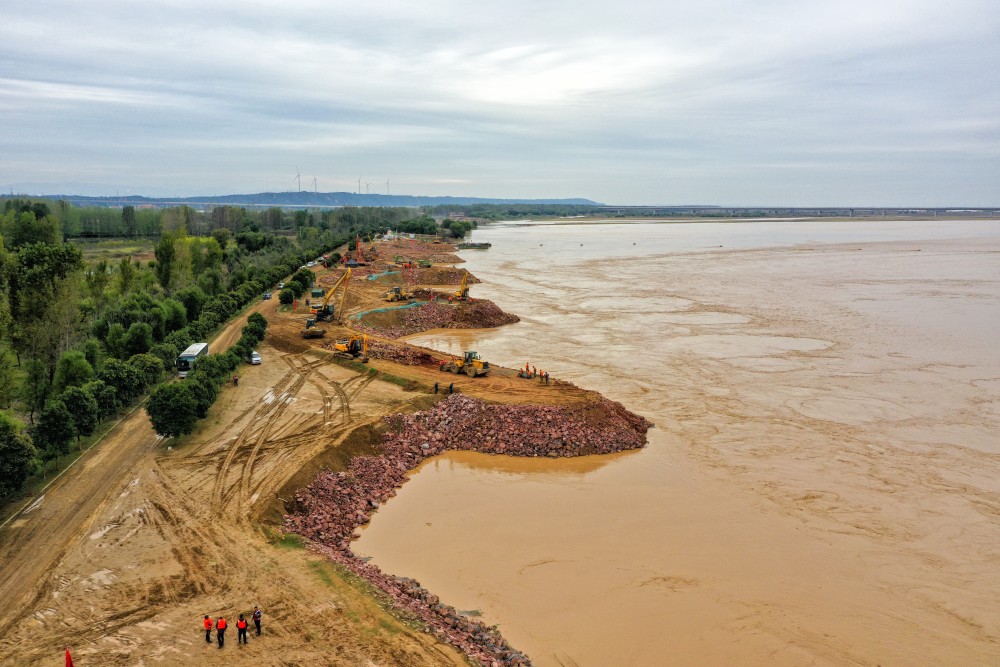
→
(285, 394, 652, 666)
(366, 339, 437, 365)
(357, 301, 520, 339)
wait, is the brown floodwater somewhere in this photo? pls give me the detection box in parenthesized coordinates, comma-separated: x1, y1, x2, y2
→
(356, 220, 1000, 665)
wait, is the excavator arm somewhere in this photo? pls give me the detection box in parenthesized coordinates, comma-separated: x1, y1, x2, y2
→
(337, 268, 351, 321)
(314, 267, 351, 319)
(453, 270, 469, 299)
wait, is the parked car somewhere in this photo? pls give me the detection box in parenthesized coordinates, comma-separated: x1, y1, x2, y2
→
(250, 351, 262, 365)
(262, 292, 272, 300)
(278, 282, 285, 289)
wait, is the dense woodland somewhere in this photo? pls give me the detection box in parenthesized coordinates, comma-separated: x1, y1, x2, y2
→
(0, 198, 428, 501)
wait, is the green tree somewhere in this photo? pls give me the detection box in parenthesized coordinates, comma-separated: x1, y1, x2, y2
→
(80, 337, 104, 371)
(0, 345, 17, 408)
(83, 380, 119, 420)
(279, 288, 294, 305)
(126, 353, 165, 388)
(154, 233, 175, 290)
(211, 227, 231, 249)
(61, 385, 99, 440)
(146, 384, 198, 438)
(149, 342, 179, 370)
(186, 372, 219, 418)
(122, 322, 154, 357)
(121, 205, 137, 238)
(52, 350, 95, 394)
(20, 358, 50, 422)
(0, 413, 37, 498)
(33, 399, 76, 457)
(117, 256, 136, 294)
(97, 359, 145, 406)
(175, 286, 207, 321)
(105, 323, 126, 359)
(161, 298, 187, 333)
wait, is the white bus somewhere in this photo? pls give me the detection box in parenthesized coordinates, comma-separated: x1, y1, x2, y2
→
(176, 343, 209, 378)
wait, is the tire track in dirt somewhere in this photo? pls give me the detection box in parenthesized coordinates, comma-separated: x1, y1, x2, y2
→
(211, 357, 310, 514)
(236, 355, 336, 516)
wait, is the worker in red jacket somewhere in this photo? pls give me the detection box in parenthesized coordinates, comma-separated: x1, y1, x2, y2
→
(237, 614, 249, 644)
(215, 616, 227, 648)
(203, 615, 212, 643)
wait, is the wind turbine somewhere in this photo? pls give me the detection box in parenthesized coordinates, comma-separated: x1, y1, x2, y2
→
(386, 178, 390, 195)
(312, 177, 317, 193)
(293, 167, 301, 192)
(358, 177, 362, 195)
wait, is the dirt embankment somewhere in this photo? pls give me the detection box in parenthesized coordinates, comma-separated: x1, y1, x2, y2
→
(284, 394, 651, 666)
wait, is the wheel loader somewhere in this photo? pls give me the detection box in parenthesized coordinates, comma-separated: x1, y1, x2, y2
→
(383, 286, 413, 302)
(440, 350, 489, 377)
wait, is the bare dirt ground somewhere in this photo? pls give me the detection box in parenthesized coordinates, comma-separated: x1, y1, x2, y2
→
(0, 239, 583, 666)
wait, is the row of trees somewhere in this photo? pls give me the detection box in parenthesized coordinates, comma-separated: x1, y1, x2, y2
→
(3, 198, 422, 240)
(1, 198, 398, 500)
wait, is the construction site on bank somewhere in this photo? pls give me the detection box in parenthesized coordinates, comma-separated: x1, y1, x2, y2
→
(0, 237, 651, 666)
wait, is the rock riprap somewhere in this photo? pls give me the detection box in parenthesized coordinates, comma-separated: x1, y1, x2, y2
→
(285, 394, 652, 666)
(357, 300, 520, 339)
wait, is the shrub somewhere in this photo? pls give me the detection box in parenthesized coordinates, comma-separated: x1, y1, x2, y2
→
(146, 384, 198, 438)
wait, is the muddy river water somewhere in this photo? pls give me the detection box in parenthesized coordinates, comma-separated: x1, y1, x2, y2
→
(355, 219, 1000, 665)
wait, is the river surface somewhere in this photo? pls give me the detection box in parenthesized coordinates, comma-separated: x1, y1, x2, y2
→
(355, 219, 1000, 665)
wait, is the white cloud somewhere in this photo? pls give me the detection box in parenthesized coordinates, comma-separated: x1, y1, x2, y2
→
(1, 0, 998, 204)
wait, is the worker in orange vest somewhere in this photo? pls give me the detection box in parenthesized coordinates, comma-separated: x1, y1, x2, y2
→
(203, 615, 212, 643)
(215, 616, 227, 648)
(237, 614, 249, 644)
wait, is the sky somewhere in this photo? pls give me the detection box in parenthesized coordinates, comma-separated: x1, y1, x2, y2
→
(2, 0, 999, 206)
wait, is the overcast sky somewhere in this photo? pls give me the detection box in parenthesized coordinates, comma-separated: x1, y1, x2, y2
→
(2, 0, 999, 205)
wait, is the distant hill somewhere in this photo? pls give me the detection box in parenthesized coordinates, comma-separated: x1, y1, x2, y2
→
(34, 191, 602, 209)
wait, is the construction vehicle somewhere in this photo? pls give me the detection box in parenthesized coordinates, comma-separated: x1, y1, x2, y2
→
(332, 334, 369, 362)
(452, 270, 470, 301)
(440, 351, 489, 377)
(418, 259, 432, 268)
(311, 268, 351, 322)
(302, 318, 326, 339)
(383, 286, 413, 302)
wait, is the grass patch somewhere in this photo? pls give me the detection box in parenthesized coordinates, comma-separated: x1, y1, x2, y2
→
(308, 560, 338, 587)
(75, 238, 156, 261)
(274, 533, 306, 550)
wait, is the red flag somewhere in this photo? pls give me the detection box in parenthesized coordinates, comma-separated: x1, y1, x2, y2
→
(65, 648, 74, 667)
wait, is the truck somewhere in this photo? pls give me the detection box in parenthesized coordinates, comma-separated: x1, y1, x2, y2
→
(177, 343, 209, 378)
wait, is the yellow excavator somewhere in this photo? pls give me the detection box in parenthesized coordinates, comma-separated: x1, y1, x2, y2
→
(311, 268, 351, 322)
(332, 334, 368, 362)
(452, 270, 470, 301)
(440, 351, 489, 377)
(383, 285, 413, 302)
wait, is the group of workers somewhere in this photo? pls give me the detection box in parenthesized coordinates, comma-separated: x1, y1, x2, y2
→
(433, 381, 454, 394)
(522, 363, 550, 384)
(203, 606, 261, 649)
